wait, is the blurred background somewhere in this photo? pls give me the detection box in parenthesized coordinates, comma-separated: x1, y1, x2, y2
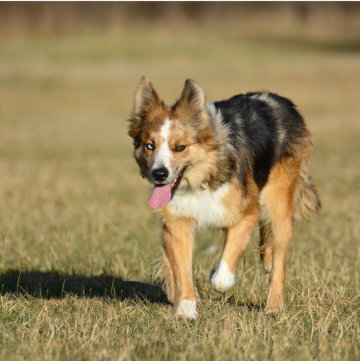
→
(0, 2, 359, 279)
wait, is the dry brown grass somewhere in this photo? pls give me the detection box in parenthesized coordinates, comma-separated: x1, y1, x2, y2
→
(0, 24, 360, 360)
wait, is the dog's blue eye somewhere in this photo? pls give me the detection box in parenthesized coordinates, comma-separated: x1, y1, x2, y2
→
(146, 143, 154, 151)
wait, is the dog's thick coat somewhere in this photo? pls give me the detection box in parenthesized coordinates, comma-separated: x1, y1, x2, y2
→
(128, 77, 321, 319)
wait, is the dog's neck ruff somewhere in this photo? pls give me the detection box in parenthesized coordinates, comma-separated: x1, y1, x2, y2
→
(166, 182, 230, 229)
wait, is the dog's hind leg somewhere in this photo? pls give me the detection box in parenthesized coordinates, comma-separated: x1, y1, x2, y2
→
(262, 157, 300, 314)
(210, 208, 259, 293)
(162, 218, 198, 319)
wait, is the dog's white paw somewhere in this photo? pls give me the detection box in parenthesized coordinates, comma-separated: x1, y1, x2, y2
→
(210, 261, 235, 293)
(174, 299, 198, 320)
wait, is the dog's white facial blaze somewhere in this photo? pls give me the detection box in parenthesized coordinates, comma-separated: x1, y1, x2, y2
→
(154, 119, 172, 168)
(151, 119, 176, 179)
(174, 299, 198, 319)
(210, 260, 236, 293)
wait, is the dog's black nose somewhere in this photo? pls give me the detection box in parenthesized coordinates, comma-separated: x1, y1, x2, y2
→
(152, 168, 169, 182)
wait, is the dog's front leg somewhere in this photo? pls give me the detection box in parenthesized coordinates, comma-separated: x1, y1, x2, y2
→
(162, 218, 197, 320)
(210, 208, 259, 292)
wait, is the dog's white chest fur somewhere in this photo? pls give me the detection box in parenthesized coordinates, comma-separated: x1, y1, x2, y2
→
(167, 183, 230, 228)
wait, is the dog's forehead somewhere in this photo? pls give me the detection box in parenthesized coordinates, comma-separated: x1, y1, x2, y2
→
(139, 108, 169, 138)
(143, 116, 196, 142)
(168, 118, 196, 138)
(160, 119, 198, 145)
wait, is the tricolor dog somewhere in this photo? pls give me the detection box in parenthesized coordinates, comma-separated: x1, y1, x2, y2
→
(128, 77, 321, 319)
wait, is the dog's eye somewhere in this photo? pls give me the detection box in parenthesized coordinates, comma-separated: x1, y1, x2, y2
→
(146, 143, 154, 151)
(175, 145, 186, 152)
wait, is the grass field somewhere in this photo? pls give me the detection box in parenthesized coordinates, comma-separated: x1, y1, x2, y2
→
(1, 26, 360, 360)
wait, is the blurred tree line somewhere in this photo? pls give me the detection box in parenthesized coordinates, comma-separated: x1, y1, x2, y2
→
(0, 2, 359, 36)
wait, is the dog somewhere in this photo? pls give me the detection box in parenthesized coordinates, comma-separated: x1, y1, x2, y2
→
(128, 77, 321, 319)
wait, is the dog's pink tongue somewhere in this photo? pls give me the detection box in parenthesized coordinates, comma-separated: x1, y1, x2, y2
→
(148, 183, 172, 209)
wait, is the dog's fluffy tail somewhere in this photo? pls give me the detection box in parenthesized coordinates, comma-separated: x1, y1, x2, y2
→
(294, 160, 321, 221)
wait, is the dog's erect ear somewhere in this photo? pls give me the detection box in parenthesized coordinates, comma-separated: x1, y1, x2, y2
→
(133, 77, 160, 115)
(177, 79, 207, 116)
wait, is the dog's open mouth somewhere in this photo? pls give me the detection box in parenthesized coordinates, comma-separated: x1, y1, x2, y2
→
(148, 168, 185, 209)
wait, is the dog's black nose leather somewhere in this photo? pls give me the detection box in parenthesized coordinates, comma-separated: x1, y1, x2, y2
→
(152, 168, 169, 182)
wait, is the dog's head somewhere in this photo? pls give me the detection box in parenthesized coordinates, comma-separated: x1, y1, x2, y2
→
(128, 77, 219, 209)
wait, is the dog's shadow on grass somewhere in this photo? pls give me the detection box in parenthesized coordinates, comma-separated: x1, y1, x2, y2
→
(0, 270, 171, 305)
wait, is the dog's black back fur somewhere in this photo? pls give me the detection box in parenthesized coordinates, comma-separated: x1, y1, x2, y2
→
(214, 92, 309, 190)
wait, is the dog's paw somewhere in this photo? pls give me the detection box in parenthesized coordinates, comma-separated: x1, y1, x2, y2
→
(210, 261, 235, 293)
(264, 307, 281, 315)
(174, 299, 198, 320)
